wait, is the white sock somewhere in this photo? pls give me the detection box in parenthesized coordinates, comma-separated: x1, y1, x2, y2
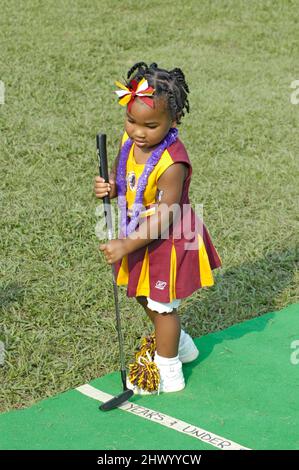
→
(154, 352, 180, 367)
(154, 352, 185, 392)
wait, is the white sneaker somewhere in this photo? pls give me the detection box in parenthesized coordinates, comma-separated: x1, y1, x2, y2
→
(126, 353, 185, 395)
(178, 330, 199, 364)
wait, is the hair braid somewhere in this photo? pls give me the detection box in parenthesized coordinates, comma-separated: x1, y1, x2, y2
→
(125, 62, 190, 124)
(127, 62, 148, 81)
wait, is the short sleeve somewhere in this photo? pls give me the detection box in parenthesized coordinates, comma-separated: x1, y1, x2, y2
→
(155, 149, 176, 181)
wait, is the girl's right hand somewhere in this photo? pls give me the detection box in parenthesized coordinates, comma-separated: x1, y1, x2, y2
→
(94, 176, 115, 199)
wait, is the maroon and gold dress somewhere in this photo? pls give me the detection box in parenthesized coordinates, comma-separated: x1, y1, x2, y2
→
(114, 132, 222, 303)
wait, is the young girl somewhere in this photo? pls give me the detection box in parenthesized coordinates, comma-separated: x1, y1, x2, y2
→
(94, 62, 222, 394)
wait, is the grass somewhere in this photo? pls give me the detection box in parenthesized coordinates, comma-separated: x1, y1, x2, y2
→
(0, 0, 298, 412)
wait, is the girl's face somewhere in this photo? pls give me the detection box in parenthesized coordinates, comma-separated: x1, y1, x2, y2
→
(125, 96, 176, 152)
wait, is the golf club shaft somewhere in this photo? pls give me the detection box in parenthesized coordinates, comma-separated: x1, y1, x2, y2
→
(96, 133, 127, 390)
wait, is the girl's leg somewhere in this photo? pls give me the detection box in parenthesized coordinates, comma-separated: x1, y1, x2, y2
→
(136, 296, 181, 358)
(132, 296, 185, 394)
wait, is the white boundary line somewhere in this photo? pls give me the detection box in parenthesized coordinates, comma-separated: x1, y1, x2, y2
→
(76, 384, 251, 450)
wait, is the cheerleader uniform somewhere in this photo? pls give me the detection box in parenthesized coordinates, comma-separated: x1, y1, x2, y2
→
(114, 131, 222, 309)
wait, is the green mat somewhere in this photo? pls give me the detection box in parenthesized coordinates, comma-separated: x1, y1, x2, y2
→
(1, 303, 298, 450)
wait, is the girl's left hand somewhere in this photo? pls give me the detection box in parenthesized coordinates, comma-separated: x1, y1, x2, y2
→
(99, 239, 127, 264)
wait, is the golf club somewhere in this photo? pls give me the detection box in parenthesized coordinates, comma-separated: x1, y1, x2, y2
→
(96, 133, 133, 411)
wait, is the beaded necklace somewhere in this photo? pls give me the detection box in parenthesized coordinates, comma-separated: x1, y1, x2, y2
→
(116, 128, 178, 237)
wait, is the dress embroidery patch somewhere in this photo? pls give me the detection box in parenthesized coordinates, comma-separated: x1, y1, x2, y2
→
(127, 171, 137, 191)
(155, 280, 167, 290)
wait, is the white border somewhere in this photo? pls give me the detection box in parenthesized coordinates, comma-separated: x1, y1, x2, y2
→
(76, 384, 250, 450)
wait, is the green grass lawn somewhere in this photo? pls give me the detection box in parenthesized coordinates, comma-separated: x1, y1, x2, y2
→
(0, 0, 298, 412)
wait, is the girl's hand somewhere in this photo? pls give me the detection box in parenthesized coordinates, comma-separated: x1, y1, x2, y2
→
(99, 239, 127, 264)
(94, 176, 116, 199)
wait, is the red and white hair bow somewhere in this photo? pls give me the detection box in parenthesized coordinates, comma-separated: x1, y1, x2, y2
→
(114, 78, 155, 111)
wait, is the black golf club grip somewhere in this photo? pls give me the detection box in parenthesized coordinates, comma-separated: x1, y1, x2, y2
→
(96, 133, 114, 241)
(96, 134, 110, 204)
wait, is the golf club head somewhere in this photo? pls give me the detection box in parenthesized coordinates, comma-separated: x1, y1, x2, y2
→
(99, 389, 133, 412)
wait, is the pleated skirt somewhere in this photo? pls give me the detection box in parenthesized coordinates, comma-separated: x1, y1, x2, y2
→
(114, 217, 222, 303)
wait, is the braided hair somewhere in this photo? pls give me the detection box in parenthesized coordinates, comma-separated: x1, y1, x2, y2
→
(125, 62, 190, 125)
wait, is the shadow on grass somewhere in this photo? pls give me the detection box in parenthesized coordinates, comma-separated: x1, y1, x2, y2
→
(183, 246, 298, 332)
(0, 283, 25, 310)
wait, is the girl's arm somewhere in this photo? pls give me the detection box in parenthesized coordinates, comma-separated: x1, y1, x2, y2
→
(122, 163, 187, 254)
